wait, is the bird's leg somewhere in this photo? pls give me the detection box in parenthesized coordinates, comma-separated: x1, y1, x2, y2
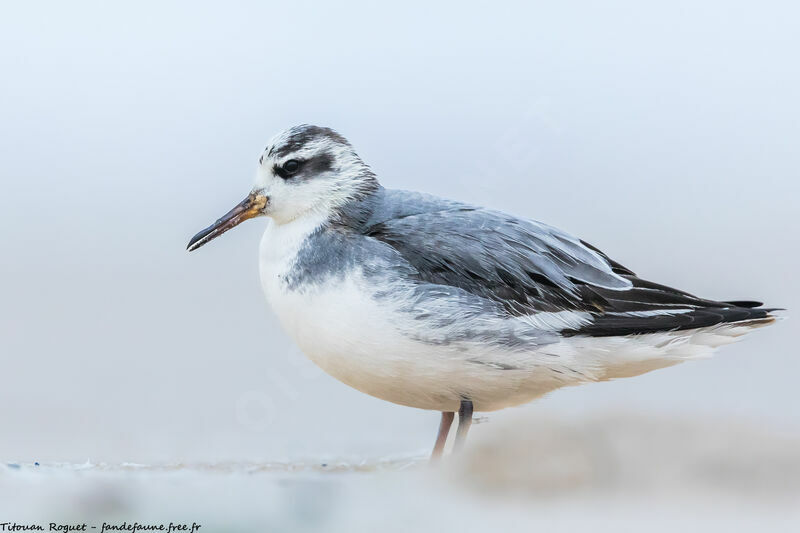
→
(430, 411, 455, 461)
(454, 399, 473, 452)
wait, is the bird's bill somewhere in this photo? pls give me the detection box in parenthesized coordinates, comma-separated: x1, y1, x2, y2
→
(187, 193, 268, 251)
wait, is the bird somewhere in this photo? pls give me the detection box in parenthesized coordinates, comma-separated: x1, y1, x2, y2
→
(187, 124, 779, 459)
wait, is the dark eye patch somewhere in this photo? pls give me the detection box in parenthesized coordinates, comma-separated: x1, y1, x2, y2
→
(306, 152, 334, 174)
(273, 153, 334, 180)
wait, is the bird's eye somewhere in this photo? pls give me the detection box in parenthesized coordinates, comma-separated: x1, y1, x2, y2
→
(282, 160, 301, 174)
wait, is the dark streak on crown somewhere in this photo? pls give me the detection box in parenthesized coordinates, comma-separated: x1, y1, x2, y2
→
(272, 125, 350, 159)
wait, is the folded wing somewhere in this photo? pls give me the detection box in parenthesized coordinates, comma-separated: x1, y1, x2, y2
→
(364, 202, 775, 336)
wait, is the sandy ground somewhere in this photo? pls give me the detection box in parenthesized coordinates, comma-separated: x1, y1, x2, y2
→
(2, 413, 799, 532)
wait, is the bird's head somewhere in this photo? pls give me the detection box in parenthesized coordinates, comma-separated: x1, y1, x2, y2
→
(187, 125, 377, 251)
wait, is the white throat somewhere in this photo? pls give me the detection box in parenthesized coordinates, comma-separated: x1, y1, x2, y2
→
(258, 210, 329, 288)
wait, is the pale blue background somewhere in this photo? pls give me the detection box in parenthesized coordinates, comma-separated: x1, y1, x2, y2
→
(1, 0, 797, 463)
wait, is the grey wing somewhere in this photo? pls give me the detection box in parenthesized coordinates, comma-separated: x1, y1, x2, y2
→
(365, 206, 632, 314)
(364, 203, 776, 335)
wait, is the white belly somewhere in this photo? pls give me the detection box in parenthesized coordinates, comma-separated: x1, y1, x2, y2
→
(263, 277, 454, 410)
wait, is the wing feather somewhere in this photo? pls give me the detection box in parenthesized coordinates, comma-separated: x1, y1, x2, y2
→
(365, 206, 630, 314)
(361, 192, 775, 336)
